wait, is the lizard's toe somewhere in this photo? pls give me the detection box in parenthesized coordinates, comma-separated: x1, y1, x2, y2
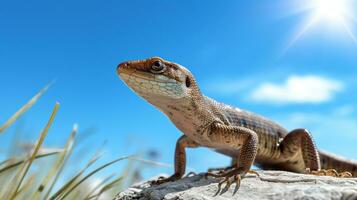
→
(338, 171, 353, 177)
(206, 167, 249, 195)
(233, 174, 241, 195)
(307, 168, 353, 178)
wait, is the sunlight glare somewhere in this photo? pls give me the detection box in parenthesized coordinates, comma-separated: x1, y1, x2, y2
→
(313, 0, 348, 23)
(286, 0, 357, 49)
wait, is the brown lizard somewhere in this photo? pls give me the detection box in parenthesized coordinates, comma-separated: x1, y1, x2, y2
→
(116, 57, 357, 192)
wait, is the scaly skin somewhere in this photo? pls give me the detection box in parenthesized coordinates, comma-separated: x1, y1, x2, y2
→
(116, 57, 357, 191)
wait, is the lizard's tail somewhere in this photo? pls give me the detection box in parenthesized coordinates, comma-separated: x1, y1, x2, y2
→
(318, 150, 357, 177)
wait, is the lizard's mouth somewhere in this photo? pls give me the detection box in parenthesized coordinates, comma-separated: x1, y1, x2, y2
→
(118, 67, 178, 84)
(119, 68, 154, 81)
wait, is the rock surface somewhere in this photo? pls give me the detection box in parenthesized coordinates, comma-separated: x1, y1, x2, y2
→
(114, 170, 357, 200)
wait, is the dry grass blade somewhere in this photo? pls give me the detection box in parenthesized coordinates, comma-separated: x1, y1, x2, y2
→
(7, 102, 60, 200)
(0, 150, 62, 174)
(0, 83, 137, 200)
(42, 125, 77, 200)
(15, 174, 36, 198)
(0, 83, 51, 134)
(49, 153, 103, 200)
(31, 124, 78, 200)
(58, 155, 132, 200)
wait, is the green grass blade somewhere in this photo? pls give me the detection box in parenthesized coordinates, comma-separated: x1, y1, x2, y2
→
(42, 125, 77, 200)
(31, 124, 77, 200)
(49, 153, 103, 200)
(58, 155, 132, 200)
(15, 173, 36, 198)
(7, 102, 60, 200)
(0, 151, 62, 174)
(0, 83, 51, 134)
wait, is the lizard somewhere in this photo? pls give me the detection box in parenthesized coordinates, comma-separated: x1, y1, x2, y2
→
(116, 56, 357, 193)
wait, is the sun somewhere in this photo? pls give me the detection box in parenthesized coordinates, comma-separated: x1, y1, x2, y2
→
(287, 0, 357, 48)
(313, 0, 348, 23)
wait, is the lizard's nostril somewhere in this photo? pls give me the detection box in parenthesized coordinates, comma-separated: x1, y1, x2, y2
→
(117, 62, 129, 74)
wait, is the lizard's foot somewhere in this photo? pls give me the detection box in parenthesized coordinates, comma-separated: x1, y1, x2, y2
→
(150, 173, 181, 185)
(306, 168, 353, 178)
(204, 168, 259, 195)
(205, 168, 260, 179)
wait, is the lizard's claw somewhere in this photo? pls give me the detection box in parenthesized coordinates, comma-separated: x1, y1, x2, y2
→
(210, 172, 241, 195)
(205, 168, 259, 195)
(150, 174, 181, 185)
(233, 174, 242, 195)
(205, 169, 259, 180)
(338, 171, 353, 177)
(307, 168, 353, 178)
(247, 170, 260, 177)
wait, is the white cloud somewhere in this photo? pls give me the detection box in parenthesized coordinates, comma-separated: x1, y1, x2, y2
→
(251, 75, 343, 104)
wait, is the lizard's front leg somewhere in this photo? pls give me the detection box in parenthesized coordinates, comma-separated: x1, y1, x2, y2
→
(205, 123, 259, 194)
(151, 135, 199, 184)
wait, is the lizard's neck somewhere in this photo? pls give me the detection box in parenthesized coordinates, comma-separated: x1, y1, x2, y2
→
(146, 87, 216, 137)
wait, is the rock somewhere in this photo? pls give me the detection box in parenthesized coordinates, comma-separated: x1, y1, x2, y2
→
(114, 171, 357, 200)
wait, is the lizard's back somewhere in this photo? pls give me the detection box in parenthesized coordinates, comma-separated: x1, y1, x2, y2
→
(204, 96, 288, 137)
(204, 96, 291, 167)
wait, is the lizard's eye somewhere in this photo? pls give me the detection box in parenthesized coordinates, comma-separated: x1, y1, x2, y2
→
(151, 60, 166, 73)
(185, 76, 191, 88)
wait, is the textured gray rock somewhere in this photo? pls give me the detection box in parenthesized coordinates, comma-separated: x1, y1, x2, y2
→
(114, 171, 357, 200)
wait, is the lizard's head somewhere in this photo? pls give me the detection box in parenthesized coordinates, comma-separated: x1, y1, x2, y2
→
(117, 57, 199, 103)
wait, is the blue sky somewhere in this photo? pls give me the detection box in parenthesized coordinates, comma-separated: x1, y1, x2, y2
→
(1, 0, 357, 178)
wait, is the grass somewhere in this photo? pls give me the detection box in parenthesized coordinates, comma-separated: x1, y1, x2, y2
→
(0, 85, 149, 200)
